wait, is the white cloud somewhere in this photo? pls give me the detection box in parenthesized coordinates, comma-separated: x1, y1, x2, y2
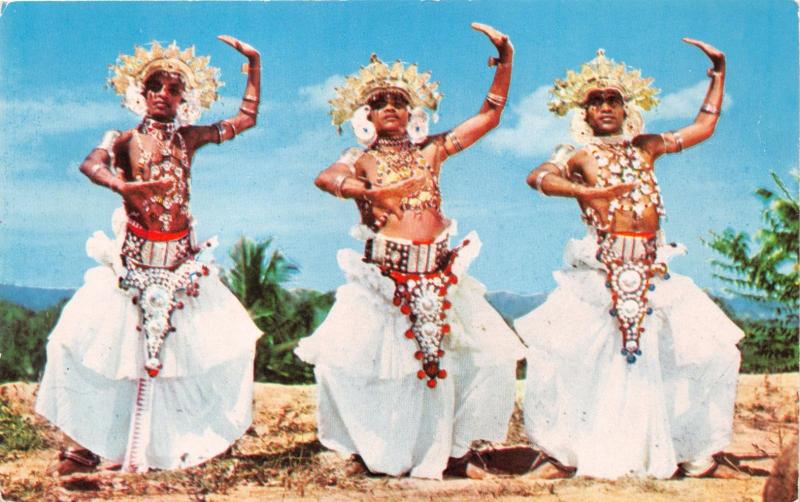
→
(297, 74, 344, 109)
(485, 85, 572, 158)
(646, 80, 733, 123)
(0, 97, 131, 141)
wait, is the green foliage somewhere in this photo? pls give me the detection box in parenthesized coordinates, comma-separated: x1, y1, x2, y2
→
(0, 401, 44, 459)
(705, 171, 799, 373)
(226, 237, 333, 384)
(0, 300, 63, 383)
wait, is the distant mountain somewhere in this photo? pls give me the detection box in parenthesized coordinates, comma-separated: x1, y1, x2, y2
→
(0, 282, 782, 321)
(715, 295, 783, 321)
(0, 284, 75, 311)
(486, 291, 548, 323)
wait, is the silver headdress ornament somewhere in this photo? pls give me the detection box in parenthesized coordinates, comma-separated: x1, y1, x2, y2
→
(108, 41, 224, 125)
(549, 49, 661, 143)
(329, 54, 444, 139)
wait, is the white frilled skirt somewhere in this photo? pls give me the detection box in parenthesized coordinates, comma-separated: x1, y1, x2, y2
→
(35, 209, 262, 470)
(516, 232, 743, 479)
(295, 229, 525, 479)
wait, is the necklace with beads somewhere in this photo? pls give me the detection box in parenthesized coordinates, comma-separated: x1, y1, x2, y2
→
(370, 136, 441, 212)
(585, 141, 665, 226)
(133, 118, 191, 230)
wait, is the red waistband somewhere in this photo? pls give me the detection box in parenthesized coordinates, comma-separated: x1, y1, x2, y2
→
(127, 223, 190, 242)
(609, 230, 657, 239)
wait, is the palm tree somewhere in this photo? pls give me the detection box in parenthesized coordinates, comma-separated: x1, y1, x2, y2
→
(226, 237, 333, 383)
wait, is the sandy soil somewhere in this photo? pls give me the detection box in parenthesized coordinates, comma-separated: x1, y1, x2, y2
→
(0, 373, 796, 501)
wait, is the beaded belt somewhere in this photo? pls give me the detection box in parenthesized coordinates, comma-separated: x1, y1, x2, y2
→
(596, 231, 669, 364)
(122, 224, 193, 269)
(364, 234, 450, 274)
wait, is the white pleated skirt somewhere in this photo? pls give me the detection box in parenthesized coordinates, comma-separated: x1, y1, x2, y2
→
(516, 232, 743, 479)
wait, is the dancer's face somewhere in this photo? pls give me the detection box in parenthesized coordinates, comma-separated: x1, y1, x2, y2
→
(143, 72, 185, 121)
(367, 91, 410, 136)
(584, 89, 626, 136)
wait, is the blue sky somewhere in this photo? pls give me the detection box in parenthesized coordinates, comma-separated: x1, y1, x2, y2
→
(0, 1, 797, 296)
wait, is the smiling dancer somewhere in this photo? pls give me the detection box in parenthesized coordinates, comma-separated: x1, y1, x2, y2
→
(295, 23, 525, 479)
(516, 40, 744, 479)
(35, 37, 263, 475)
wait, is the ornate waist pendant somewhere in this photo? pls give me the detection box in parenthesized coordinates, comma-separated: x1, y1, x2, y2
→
(596, 233, 668, 364)
(120, 260, 209, 377)
(381, 239, 468, 388)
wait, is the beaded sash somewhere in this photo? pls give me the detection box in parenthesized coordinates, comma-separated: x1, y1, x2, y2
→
(367, 234, 470, 388)
(119, 227, 209, 377)
(596, 231, 669, 364)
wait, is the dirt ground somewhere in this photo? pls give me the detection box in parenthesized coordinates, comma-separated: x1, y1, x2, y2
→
(0, 373, 796, 501)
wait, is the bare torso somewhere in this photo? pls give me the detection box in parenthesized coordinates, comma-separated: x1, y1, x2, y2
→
(116, 124, 198, 232)
(355, 139, 450, 241)
(571, 139, 663, 234)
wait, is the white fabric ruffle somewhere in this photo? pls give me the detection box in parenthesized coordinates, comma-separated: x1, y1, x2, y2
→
(36, 209, 262, 469)
(295, 230, 524, 379)
(295, 227, 524, 478)
(516, 232, 743, 479)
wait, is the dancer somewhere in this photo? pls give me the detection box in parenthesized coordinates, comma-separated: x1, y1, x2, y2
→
(296, 23, 524, 479)
(517, 40, 743, 479)
(36, 37, 263, 475)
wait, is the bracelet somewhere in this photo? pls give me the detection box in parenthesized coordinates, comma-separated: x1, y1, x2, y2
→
(707, 68, 724, 78)
(486, 92, 507, 107)
(446, 131, 464, 153)
(241, 63, 261, 74)
(534, 171, 552, 193)
(487, 56, 510, 68)
(239, 104, 258, 117)
(700, 103, 720, 115)
(243, 94, 259, 103)
(333, 174, 350, 198)
(224, 119, 237, 137)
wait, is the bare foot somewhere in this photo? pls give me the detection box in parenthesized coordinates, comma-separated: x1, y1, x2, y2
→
(50, 449, 100, 477)
(465, 462, 489, 479)
(344, 456, 367, 477)
(709, 461, 749, 480)
(528, 461, 574, 480)
(525, 452, 575, 480)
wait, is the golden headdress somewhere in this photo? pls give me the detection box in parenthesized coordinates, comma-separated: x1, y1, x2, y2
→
(109, 41, 223, 123)
(329, 54, 443, 132)
(549, 49, 660, 116)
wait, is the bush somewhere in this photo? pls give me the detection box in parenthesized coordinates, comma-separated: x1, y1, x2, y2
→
(0, 300, 62, 383)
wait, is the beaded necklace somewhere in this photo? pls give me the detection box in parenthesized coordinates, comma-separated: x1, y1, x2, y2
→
(133, 118, 191, 230)
(370, 137, 441, 213)
(585, 140, 665, 227)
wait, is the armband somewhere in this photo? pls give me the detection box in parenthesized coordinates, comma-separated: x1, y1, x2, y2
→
(336, 147, 363, 173)
(445, 131, 464, 154)
(96, 130, 121, 165)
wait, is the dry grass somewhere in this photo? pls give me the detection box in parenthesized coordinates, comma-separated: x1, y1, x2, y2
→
(0, 373, 796, 501)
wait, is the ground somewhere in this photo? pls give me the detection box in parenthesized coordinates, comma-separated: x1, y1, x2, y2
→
(0, 373, 796, 501)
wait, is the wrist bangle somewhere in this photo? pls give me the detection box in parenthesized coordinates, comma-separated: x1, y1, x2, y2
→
(707, 68, 724, 78)
(534, 171, 552, 193)
(243, 94, 259, 103)
(239, 105, 258, 118)
(486, 92, 507, 107)
(700, 103, 720, 115)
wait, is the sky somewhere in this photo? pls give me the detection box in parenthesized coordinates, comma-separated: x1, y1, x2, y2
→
(0, 1, 797, 296)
